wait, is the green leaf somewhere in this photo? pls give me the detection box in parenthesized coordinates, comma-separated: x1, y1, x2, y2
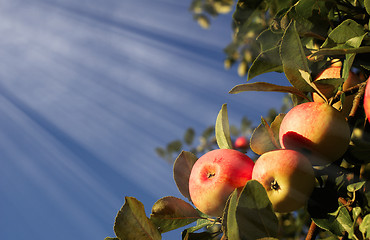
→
(184, 218, 214, 234)
(365, 0, 370, 15)
(150, 196, 201, 233)
(227, 190, 240, 240)
(215, 104, 233, 149)
(280, 20, 314, 93)
(250, 115, 282, 155)
(322, 19, 366, 48)
(360, 214, 370, 239)
(173, 151, 198, 201)
(167, 140, 182, 153)
(247, 47, 283, 81)
(229, 82, 308, 100)
(347, 181, 365, 192)
(313, 202, 352, 237)
(184, 128, 195, 145)
(114, 197, 161, 240)
(236, 180, 279, 239)
(310, 46, 370, 57)
(257, 29, 283, 52)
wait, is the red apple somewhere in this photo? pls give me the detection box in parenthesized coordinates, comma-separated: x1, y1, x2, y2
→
(279, 102, 350, 165)
(364, 78, 370, 122)
(234, 136, 249, 150)
(188, 148, 254, 217)
(313, 65, 362, 117)
(252, 149, 315, 213)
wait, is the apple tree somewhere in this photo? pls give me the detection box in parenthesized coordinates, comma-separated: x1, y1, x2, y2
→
(105, 0, 370, 239)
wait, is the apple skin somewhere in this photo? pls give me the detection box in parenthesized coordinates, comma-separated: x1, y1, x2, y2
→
(188, 149, 254, 217)
(279, 102, 350, 165)
(252, 149, 315, 213)
(364, 78, 370, 122)
(313, 66, 362, 117)
(234, 136, 249, 150)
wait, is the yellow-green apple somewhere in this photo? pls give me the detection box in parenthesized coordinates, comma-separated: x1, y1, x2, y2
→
(188, 148, 254, 217)
(279, 102, 350, 165)
(364, 78, 370, 122)
(313, 65, 362, 117)
(234, 136, 249, 150)
(252, 149, 315, 213)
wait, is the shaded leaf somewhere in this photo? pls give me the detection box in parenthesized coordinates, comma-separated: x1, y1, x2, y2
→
(280, 20, 314, 93)
(236, 180, 279, 239)
(173, 151, 198, 201)
(150, 196, 201, 233)
(322, 19, 366, 48)
(310, 46, 370, 57)
(256, 29, 283, 52)
(229, 82, 308, 100)
(182, 231, 215, 240)
(250, 116, 281, 155)
(114, 197, 161, 240)
(215, 104, 233, 149)
(167, 140, 182, 153)
(184, 128, 195, 145)
(247, 47, 283, 81)
(104, 238, 119, 240)
(313, 202, 352, 237)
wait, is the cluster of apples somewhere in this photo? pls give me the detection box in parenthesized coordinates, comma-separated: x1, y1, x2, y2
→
(188, 66, 370, 217)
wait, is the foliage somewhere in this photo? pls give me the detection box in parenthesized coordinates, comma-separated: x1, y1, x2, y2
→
(106, 0, 370, 239)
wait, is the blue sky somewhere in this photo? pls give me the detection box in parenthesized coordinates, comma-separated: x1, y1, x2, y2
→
(0, 0, 288, 239)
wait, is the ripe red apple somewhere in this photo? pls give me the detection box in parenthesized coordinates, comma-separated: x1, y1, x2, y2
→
(234, 136, 249, 150)
(364, 78, 370, 122)
(252, 149, 315, 213)
(313, 66, 362, 117)
(188, 148, 254, 217)
(279, 102, 350, 165)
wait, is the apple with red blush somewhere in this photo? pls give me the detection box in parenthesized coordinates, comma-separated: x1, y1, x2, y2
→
(188, 148, 254, 217)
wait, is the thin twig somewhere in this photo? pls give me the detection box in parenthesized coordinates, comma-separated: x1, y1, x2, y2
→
(305, 221, 320, 240)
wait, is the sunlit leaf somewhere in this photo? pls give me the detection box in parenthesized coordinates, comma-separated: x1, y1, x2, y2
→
(347, 181, 365, 192)
(360, 214, 370, 239)
(215, 104, 233, 149)
(150, 196, 201, 233)
(227, 190, 239, 240)
(366, 0, 370, 15)
(173, 151, 198, 201)
(104, 237, 119, 240)
(114, 197, 161, 240)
